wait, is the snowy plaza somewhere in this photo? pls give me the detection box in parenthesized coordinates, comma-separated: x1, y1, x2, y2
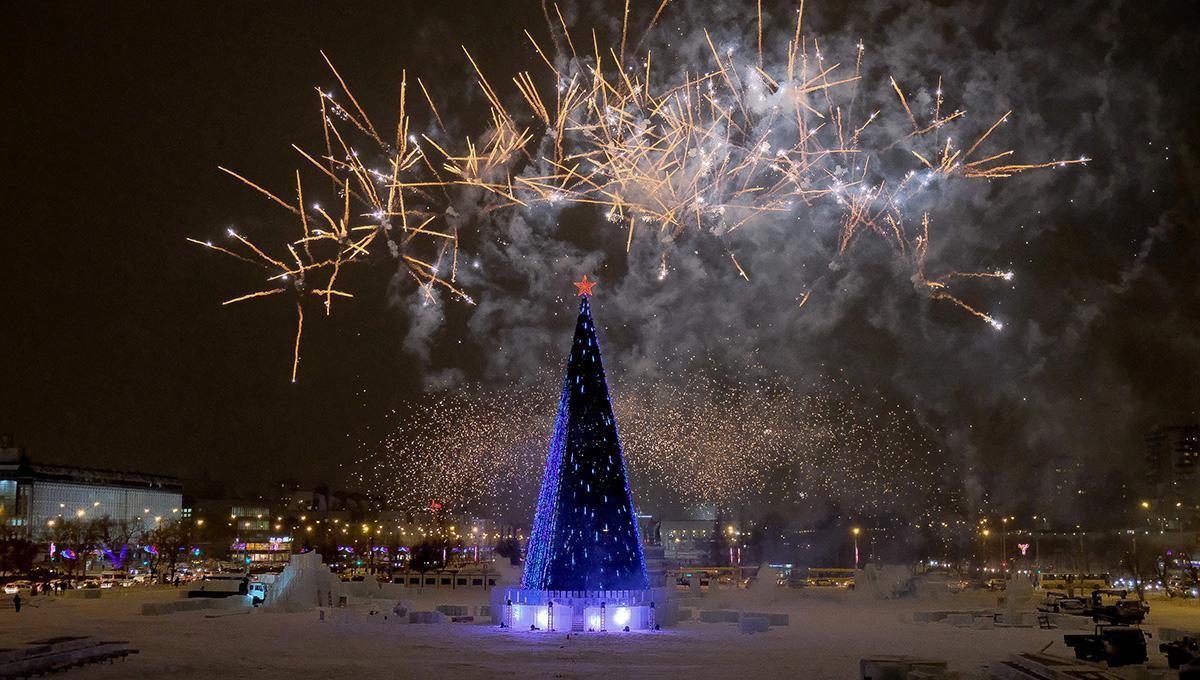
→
(10, 581, 1200, 679)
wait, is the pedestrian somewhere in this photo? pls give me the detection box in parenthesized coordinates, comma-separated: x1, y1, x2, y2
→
(12, 594, 20, 613)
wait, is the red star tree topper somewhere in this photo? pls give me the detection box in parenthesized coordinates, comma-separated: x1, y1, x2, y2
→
(574, 274, 597, 297)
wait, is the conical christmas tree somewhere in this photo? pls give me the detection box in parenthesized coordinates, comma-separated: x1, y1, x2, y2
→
(522, 282, 649, 592)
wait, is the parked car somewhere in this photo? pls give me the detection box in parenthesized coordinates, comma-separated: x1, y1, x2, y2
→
(945, 579, 969, 593)
(1166, 582, 1200, 599)
(3, 580, 31, 595)
(99, 571, 136, 588)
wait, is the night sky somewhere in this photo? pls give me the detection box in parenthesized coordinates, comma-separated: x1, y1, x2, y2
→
(4, 1, 1197, 521)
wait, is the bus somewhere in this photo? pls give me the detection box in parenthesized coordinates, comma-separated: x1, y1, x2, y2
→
(670, 566, 755, 591)
(803, 568, 856, 588)
(1037, 573, 1110, 593)
(771, 565, 856, 588)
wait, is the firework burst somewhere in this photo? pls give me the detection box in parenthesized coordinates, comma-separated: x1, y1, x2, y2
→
(194, 1, 1087, 378)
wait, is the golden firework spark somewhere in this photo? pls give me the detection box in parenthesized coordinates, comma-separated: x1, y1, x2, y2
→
(504, 2, 1084, 329)
(194, 1, 1088, 377)
(192, 51, 523, 379)
(912, 213, 1008, 330)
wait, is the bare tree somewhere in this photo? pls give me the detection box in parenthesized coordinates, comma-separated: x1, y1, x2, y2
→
(92, 516, 147, 571)
(1122, 536, 1149, 600)
(144, 518, 194, 581)
(42, 518, 103, 578)
(0, 527, 39, 577)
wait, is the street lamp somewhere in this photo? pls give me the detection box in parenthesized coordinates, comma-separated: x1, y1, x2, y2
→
(1031, 515, 1047, 575)
(981, 529, 991, 572)
(1001, 518, 1009, 577)
(1131, 501, 1153, 585)
(852, 527, 861, 569)
(1175, 501, 1184, 548)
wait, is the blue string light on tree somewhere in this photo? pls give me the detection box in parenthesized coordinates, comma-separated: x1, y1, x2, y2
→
(503, 275, 656, 633)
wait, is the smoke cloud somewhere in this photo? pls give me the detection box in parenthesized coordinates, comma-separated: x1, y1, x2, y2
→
(378, 0, 1198, 525)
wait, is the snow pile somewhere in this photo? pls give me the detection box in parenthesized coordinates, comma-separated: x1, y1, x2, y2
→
(264, 551, 342, 612)
(854, 565, 917, 599)
(1004, 575, 1035, 619)
(741, 564, 781, 605)
(341, 578, 384, 600)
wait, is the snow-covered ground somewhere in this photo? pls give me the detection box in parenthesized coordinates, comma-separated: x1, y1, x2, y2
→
(6, 586, 1200, 679)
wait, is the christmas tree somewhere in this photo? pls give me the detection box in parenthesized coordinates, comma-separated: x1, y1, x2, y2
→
(522, 277, 649, 592)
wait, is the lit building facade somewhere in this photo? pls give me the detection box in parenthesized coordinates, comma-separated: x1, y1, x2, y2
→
(0, 443, 182, 535)
(1143, 425, 1200, 531)
(661, 520, 716, 562)
(188, 499, 294, 565)
(1146, 425, 1200, 501)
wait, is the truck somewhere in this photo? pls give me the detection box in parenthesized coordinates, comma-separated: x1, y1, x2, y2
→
(186, 572, 248, 598)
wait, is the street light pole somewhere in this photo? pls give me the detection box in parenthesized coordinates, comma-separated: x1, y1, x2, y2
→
(1001, 518, 1009, 578)
(1135, 501, 1151, 590)
(982, 528, 991, 573)
(1034, 519, 1042, 577)
(852, 527, 861, 569)
(1175, 501, 1184, 551)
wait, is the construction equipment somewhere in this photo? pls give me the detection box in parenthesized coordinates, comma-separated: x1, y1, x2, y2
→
(1160, 636, 1200, 669)
(1088, 589, 1149, 625)
(1063, 624, 1149, 666)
